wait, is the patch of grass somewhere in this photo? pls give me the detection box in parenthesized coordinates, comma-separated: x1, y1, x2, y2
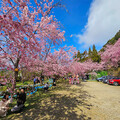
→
(0, 86, 7, 92)
(1, 80, 92, 120)
(16, 80, 33, 86)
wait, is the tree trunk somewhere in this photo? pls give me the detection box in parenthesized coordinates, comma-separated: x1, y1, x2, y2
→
(12, 71, 18, 90)
(15, 71, 18, 81)
(12, 58, 20, 90)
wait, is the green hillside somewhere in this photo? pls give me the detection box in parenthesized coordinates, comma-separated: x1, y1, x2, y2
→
(100, 30, 120, 52)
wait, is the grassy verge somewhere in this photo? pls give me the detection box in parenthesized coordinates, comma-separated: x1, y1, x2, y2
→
(1, 79, 92, 120)
(16, 80, 33, 86)
(1, 81, 67, 120)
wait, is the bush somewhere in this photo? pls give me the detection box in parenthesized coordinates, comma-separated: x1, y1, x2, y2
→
(96, 71, 108, 78)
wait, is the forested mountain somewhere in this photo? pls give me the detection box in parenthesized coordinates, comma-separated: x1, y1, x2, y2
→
(74, 45, 101, 63)
(100, 30, 120, 52)
(75, 30, 120, 63)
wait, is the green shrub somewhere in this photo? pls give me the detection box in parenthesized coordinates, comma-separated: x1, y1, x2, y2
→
(96, 71, 108, 78)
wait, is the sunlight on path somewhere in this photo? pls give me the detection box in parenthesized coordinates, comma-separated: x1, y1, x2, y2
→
(82, 82, 120, 120)
(3, 82, 119, 120)
(3, 83, 92, 120)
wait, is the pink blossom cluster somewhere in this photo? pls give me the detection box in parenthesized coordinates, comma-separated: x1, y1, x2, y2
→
(0, 0, 65, 89)
(0, 0, 107, 91)
(101, 38, 120, 68)
(69, 59, 103, 76)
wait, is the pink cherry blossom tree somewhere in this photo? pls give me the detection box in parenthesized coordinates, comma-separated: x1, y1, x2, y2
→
(44, 46, 75, 77)
(0, 0, 65, 89)
(69, 59, 103, 76)
(101, 38, 120, 69)
(26, 46, 76, 77)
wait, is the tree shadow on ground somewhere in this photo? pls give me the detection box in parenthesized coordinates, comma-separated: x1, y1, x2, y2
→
(2, 84, 92, 120)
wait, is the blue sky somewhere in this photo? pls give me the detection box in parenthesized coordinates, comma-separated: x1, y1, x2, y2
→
(54, 0, 93, 52)
(1, 0, 120, 53)
(53, 0, 120, 52)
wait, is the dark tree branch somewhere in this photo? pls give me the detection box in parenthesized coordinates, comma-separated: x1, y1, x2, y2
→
(0, 46, 15, 65)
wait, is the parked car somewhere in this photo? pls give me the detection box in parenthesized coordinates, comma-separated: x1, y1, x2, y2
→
(108, 78, 120, 86)
(106, 76, 118, 84)
(102, 75, 114, 83)
(96, 76, 106, 82)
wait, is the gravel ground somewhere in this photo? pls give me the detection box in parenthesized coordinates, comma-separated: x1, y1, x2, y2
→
(1, 82, 120, 120)
(82, 82, 120, 120)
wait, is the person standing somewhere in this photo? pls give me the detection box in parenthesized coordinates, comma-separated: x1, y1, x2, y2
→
(41, 75, 44, 82)
(33, 76, 37, 84)
(74, 76, 76, 85)
(71, 76, 74, 84)
(40, 75, 44, 84)
(53, 76, 56, 86)
(69, 77, 72, 84)
(76, 74, 79, 84)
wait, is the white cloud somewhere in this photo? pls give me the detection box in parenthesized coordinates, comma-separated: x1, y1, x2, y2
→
(77, 0, 120, 48)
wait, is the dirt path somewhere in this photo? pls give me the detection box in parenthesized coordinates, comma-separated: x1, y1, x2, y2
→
(1, 82, 120, 120)
(82, 82, 120, 120)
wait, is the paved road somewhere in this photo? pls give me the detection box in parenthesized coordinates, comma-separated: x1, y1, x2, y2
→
(82, 82, 120, 120)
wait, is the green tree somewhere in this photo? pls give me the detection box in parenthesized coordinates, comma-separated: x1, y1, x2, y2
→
(74, 50, 88, 62)
(77, 50, 81, 59)
(91, 45, 101, 63)
(88, 47, 92, 58)
(76, 50, 82, 62)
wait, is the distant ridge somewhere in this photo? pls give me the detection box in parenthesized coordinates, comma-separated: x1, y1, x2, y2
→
(100, 30, 120, 52)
